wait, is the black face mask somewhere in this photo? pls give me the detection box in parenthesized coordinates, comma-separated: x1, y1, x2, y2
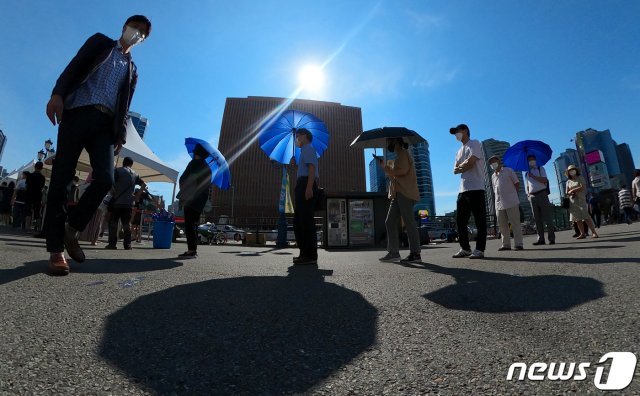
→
(387, 143, 395, 152)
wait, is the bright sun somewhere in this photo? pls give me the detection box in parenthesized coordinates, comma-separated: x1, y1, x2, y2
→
(298, 65, 325, 91)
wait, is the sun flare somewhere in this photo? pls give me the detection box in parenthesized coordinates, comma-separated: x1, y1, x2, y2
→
(298, 64, 325, 91)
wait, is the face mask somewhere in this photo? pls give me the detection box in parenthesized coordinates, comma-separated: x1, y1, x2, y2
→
(529, 160, 536, 167)
(490, 163, 499, 171)
(455, 132, 463, 142)
(569, 170, 577, 176)
(123, 26, 144, 47)
(387, 142, 395, 152)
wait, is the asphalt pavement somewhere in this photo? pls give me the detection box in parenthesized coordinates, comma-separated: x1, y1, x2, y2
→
(1, 222, 639, 395)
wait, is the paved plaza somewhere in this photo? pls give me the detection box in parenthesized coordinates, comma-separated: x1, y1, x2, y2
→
(1, 223, 639, 395)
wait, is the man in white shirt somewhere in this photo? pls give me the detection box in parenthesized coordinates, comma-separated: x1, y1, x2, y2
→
(451, 124, 487, 259)
(489, 156, 523, 251)
(632, 169, 640, 208)
(525, 155, 555, 245)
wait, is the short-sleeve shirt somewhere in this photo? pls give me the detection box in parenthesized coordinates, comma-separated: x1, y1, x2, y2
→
(491, 167, 520, 211)
(113, 167, 143, 208)
(525, 167, 548, 195)
(618, 189, 633, 209)
(297, 144, 319, 179)
(455, 139, 485, 192)
(26, 171, 46, 201)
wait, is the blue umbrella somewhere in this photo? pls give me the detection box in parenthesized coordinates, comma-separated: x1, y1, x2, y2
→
(184, 137, 231, 190)
(258, 110, 329, 164)
(502, 140, 553, 172)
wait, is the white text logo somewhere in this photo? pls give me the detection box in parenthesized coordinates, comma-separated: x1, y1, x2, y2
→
(507, 352, 637, 391)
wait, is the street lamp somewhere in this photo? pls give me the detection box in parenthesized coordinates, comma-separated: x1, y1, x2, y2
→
(37, 139, 55, 162)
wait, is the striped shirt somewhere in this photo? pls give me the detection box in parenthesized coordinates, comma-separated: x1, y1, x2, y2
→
(618, 188, 633, 209)
(66, 42, 130, 113)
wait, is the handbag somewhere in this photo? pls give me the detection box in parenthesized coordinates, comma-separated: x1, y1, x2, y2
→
(561, 197, 571, 209)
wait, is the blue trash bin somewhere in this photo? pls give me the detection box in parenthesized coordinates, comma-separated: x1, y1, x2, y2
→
(153, 221, 174, 249)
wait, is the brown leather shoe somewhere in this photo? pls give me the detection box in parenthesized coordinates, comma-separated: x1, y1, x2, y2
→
(64, 224, 85, 263)
(49, 254, 69, 276)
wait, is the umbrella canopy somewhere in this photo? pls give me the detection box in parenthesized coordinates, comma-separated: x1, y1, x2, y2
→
(502, 140, 553, 172)
(184, 137, 231, 190)
(350, 127, 425, 149)
(258, 110, 329, 164)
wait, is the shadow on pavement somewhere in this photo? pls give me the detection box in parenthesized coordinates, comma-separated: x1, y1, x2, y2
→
(1, 258, 183, 286)
(496, 256, 640, 265)
(417, 263, 605, 313)
(99, 266, 377, 394)
(524, 244, 624, 252)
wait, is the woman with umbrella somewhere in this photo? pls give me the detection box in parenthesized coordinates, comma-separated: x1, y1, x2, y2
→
(565, 165, 599, 239)
(177, 144, 212, 258)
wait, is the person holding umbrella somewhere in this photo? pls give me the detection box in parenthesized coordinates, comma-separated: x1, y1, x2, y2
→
(292, 128, 320, 265)
(525, 154, 556, 245)
(378, 137, 422, 264)
(451, 124, 487, 259)
(178, 144, 214, 258)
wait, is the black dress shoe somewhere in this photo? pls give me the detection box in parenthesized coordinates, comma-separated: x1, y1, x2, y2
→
(532, 241, 546, 246)
(294, 256, 317, 265)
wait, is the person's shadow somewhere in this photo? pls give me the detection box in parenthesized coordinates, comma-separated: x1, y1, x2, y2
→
(418, 263, 605, 313)
(0, 258, 183, 286)
(99, 265, 377, 395)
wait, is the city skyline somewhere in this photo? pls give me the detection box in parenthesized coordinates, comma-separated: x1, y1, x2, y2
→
(0, 1, 638, 213)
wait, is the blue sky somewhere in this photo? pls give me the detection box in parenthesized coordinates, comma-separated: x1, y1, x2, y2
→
(1, 0, 638, 214)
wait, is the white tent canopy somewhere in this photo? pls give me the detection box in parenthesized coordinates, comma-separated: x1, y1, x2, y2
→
(5, 160, 51, 181)
(41, 119, 179, 183)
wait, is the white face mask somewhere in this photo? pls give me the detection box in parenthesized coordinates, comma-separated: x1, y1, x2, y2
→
(569, 170, 577, 176)
(122, 26, 144, 47)
(490, 163, 499, 171)
(455, 132, 463, 142)
(529, 160, 537, 167)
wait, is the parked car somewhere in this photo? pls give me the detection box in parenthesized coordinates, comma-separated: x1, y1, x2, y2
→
(220, 225, 246, 241)
(264, 226, 296, 242)
(442, 226, 476, 243)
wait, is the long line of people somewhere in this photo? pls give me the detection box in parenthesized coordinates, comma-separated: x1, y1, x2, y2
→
(5, 15, 635, 275)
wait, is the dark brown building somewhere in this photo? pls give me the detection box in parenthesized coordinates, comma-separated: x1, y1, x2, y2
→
(211, 96, 365, 220)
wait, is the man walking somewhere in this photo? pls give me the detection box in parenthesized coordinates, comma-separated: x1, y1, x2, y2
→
(525, 154, 555, 245)
(105, 157, 146, 250)
(451, 124, 487, 259)
(44, 15, 151, 275)
(488, 156, 523, 251)
(292, 129, 320, 265)
(378, 137, 421, 263)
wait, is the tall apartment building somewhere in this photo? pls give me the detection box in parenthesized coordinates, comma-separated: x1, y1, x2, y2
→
(128, 112, 149, 140)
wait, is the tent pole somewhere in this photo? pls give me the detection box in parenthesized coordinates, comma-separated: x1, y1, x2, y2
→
(171, 182, 177, 211)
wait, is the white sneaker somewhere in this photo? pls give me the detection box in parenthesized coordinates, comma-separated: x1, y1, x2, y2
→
(469, 249, 485, 259)
(452, 249, 472, 258)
